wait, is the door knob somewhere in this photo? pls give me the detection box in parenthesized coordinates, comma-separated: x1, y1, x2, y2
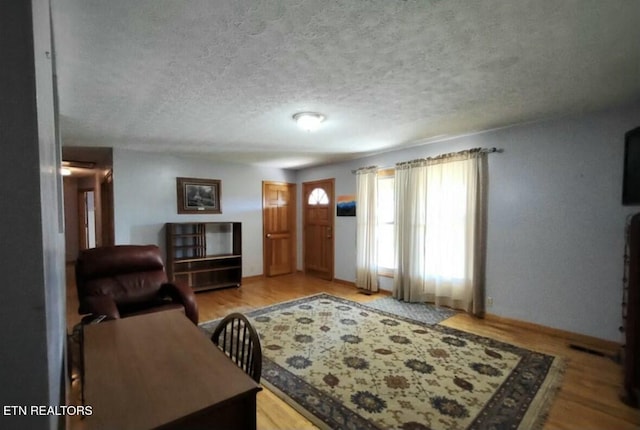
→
(266, 233, 272, 238)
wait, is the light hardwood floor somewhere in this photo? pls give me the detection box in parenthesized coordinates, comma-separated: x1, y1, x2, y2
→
(66, 269, 640, 430)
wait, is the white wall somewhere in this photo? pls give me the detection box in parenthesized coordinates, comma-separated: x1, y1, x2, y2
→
(112, 149, 296, 276)
(1, 1, 67, 428)
(297, 103, 640, 342)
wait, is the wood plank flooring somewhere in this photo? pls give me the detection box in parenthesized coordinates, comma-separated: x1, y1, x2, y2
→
(66, 270, 640, 430)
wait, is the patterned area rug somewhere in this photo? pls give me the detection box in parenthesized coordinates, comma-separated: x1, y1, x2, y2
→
(364, 295, 457, 325)
(201, 294, 564, 430)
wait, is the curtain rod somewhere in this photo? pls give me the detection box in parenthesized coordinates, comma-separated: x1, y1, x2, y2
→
(352, 165, 379, 174)
(351, 147, 502, 174)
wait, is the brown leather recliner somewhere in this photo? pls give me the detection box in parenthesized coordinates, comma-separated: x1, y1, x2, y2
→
(75, 245, 198, 325)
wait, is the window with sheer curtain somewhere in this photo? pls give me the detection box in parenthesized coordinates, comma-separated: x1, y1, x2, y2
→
(377, 171, 395, 275)
(371, 165, 474, 280)
(392, 150, 487, 316)
(354, 150, 487, 315)
(355, 167, 379, 292)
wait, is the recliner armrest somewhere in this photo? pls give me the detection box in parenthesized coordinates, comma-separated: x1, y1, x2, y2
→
(83, 295, 121, 320)
(160, 282, 199, 324)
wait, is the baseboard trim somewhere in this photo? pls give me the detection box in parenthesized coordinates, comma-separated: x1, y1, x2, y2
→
(333, 278, 356, 287)
(333, 278, 392, 296)
(484, 313, 621, 356)
(242, 274, 265, 283)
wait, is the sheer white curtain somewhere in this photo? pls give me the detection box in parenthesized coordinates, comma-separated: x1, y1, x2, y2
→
(393, 150, 487, 316)
(355, 167, 379, 292)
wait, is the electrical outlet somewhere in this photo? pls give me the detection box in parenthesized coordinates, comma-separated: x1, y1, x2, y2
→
(487, 297, 494, 307)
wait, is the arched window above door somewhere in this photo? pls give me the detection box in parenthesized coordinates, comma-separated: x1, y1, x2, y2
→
(307, 188, 329, 205)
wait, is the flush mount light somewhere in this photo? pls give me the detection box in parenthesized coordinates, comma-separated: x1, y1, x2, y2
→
(293, 112, 325, 132)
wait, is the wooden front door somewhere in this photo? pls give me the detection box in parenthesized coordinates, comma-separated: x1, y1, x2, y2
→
(263, 181, 296, 276)
(303, 179, 335, 280)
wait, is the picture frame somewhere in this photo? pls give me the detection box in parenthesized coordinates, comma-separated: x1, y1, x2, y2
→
(176, 177, 221, 214)
(336, 194, 356, 216)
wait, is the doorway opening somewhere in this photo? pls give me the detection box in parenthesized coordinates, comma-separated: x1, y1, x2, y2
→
(79, 189, 96, 249)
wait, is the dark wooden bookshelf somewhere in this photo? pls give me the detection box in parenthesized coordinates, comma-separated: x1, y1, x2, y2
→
(165, 222, 242, 292)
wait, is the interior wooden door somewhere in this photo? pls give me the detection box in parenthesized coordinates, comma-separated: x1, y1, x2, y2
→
(263, 182, 296, 276)
(303, 179, 335, 280)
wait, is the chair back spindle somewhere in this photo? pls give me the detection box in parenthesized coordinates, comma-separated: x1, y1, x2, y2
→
(211, 313, 262, 383)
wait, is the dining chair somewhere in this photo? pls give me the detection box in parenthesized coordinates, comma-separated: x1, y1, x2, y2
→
(211, 313, 262, 383)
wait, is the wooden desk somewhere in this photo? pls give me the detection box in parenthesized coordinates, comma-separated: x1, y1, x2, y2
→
(82, 310, 261, 430)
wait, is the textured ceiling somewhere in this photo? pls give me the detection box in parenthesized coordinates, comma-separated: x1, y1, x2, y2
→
(52, 0, 640, 169)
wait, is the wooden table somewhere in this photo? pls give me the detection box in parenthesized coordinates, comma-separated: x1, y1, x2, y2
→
(81, 310, 261, 430)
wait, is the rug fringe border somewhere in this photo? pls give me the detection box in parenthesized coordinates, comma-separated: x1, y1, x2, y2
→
(518, 356, 567, 430)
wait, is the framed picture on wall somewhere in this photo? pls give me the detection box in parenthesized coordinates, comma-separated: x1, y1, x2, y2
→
(336, 194, 356, 216)
(176, 177, 222, 214)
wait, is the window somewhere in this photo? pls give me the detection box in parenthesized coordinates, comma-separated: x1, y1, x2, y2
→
(423, 163, 469, 280)
(308, 188, 329, 205)
(376, 170, 395, 275)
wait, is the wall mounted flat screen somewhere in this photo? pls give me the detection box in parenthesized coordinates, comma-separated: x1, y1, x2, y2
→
(623, 126, 640, 205)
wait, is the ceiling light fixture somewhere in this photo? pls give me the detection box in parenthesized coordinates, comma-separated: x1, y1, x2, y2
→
(293, 112, 325, 132)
